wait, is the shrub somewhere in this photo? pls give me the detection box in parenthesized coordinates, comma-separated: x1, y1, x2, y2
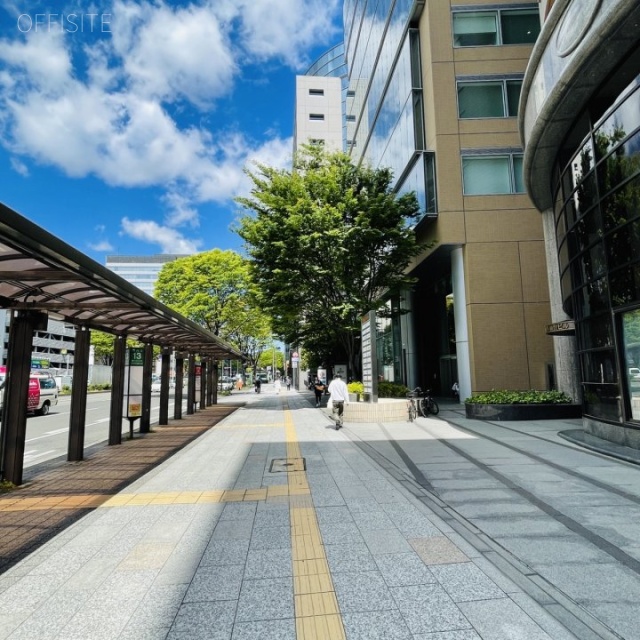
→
(465, 390, 573, 404)
(378, 381, 410, 398)
(347, 381, 364, 394)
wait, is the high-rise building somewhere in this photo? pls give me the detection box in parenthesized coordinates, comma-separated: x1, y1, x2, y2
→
(520, 0, 640, 446)
(294, 44, 348, 153)
(342, 0, 550, 400)
(105, 254, 188, 298)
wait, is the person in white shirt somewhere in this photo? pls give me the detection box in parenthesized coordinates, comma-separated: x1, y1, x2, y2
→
(327, 373, 349, 429)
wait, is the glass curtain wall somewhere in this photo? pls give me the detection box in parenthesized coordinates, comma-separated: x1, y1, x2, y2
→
(554, 71, 640, 424)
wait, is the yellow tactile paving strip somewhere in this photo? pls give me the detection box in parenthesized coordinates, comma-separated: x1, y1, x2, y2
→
(0, 484, 305, 511)
(284, 407, 347, 640)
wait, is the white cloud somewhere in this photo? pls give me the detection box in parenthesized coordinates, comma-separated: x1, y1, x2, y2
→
(111, 1, 236, 107)
(88, 239, 114, 251)
(0, 0, 341, 253)
(121, 217, 201, 254)
(234, 0, 341, 68)
(9, 155, 28, 175)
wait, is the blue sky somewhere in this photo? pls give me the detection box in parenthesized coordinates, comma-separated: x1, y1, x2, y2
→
(0, 0, 343, 261)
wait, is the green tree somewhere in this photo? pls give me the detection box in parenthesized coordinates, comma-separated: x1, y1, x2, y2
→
(235, 145, 424, 376)
(154, 249, 271, 365)
(154, 250, 251, 336)
(90, 330, 142, 365)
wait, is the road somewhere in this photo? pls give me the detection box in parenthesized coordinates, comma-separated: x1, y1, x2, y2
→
(22, 391, 187, 468)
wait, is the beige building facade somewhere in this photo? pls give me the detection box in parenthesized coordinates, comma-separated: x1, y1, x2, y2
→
(344, 0, 555, 399)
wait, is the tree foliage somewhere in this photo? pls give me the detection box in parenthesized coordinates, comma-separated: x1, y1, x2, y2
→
(89, 330, 142, 365)
(154, 250, 253, 336)
(235, 146, 424, 375)
(154, 249, 271, 367)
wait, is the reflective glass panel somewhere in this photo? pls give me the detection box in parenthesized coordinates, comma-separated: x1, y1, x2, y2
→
(453, 12, 498, 47)
(621, 308, 640, 420)
(462, 157, 510, 194)
(458, 82, 504, 118)
(500, 9, 540, 44)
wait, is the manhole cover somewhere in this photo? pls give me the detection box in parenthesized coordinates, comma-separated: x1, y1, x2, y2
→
(269, 458, 306, 473)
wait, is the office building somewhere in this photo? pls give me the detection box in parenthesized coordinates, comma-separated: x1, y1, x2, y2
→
(520, 0, 640, 446)
(105, 254, 188, 298)
(294, 43, 348, 153)
(342, 0, 552, 401)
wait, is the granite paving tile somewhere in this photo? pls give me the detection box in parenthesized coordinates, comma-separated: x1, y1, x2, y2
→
(342, 610, 412, 639)
(219, 503, 257, 521)
(412, 630, 481, 639)
(458, 598, 553, 639)
(235, 577, 294, 622)
(315, 506, 355, 524)
(430, 563, 506, 602)
(211, 519, 254, 541)
(201, 539, 251, 567)
(409, 537, 469, 565)
(318, 520, 364, 545)
(390, 583, 471, 635)
(374, 552, 437, 587)
(184, 564, 244, 602)
(332, 570, 397, 612)
(243, 547, 292, 579)
(361, 528, 414, 555)
(231, 618, 296, 640)
(352, 510, 396, 530)
(325, 542, 378, 573)
(248, 525, 290, 550)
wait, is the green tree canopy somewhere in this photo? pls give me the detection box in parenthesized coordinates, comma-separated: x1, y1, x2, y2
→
(154, 249, 271, 367)
(235, 145, 424, 375)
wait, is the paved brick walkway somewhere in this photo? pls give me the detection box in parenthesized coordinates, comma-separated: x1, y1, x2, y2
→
(0, 404, 240, 574)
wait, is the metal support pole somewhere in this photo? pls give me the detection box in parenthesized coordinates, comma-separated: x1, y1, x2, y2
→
(187, 356, 195, 415)
(0, 310, 44, 485)
(212, 359, 218, 405)
(109, 335, 126, 445)
(159, 347, 171, 425)
(68, 327, 90, 461)
(140, 343, 153, 433)
(206, 357, 214, 406)
(174, 354, 184, 420)
(200, 359, 207, 408)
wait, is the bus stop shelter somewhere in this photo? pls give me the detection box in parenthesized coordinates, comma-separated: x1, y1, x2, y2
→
(0, 202, 244, 485)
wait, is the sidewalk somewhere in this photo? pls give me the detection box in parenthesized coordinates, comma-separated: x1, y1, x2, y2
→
(0, 387, 635, 639)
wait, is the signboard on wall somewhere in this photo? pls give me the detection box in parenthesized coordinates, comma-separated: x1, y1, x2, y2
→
(361, 310, 378, 402)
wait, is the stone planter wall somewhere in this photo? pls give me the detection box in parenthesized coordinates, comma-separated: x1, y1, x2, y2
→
(341, 398, 407, 423)
(465, 402, 582, 421)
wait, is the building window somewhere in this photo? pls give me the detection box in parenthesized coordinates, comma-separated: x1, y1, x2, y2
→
(347, 90, 356, 97)
(309, 113, 325, 121)
(453, 8, 540, 47)
(309, 88, 324, 96)
(346, 115, 356, 122)
(462, 154, 525, 194)
(457, 79, 522, 118)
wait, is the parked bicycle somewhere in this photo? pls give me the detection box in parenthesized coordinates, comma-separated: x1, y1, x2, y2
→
(406, 388, 419, 422)
(407, 387, 439, 421)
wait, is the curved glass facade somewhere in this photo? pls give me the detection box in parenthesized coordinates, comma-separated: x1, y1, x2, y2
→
(554, 71, 640, 423)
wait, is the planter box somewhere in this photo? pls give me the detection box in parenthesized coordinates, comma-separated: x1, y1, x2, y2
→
(465, 402, 582, 421)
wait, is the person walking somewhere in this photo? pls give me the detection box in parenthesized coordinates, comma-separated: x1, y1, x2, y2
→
(274, 377, 281, 394)
(313, 376, 325, 407)
(285, 376, 291, 391)
(327, 373, 349, 429)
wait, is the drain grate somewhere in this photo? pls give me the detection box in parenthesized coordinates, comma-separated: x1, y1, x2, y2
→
(269, 458, 306, 473)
